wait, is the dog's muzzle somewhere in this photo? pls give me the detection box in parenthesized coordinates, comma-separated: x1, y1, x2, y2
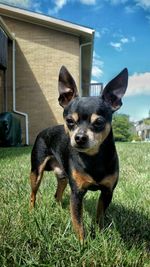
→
(74, 132, 88, 148)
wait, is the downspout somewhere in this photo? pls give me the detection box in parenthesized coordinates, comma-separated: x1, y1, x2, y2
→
(80, 30, 95, 96)
(12, 38, 29, 145)
(80, 42, 92, 96)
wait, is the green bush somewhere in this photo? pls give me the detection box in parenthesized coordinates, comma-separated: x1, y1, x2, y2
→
(132, 134, 142, 142)
(112, 114, 133, 142)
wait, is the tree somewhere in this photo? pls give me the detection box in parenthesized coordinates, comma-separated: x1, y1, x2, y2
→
(112, 114, 132, 142)
(144, 118, 150, 125)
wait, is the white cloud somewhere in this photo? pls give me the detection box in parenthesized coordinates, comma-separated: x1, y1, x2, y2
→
(124, 0, 150, 21)
(125, 5, 137, 13)
(0, 0, 30, 7)
(91, 79, 99, 83)
(134, 1, 150, 22)
(100, 27, 110, 36)
(101, 27, 109, 35)
(32, 2, 43, 13)
(48, 0, 96, 14)
(107, 0, 128, 5)
(1, 0, 96, 15)
(95, 27, 109, 39)
(108, 0, 150, 9)
(93, 51, 104, 68)
(108, 0, 150, 17)
(55, 0, 68, 9)
(48, 0, 68, 15)
(80, 0, 96, 4)
(110, 41, 122, 51)
(120, 37, 129, 43)
(126, 72, 150, 96)
(95, 31, 101, 38)
(135, 0, 150, 10)
(92, 66, 103, 78)
(92, 51, 104, 79)
(110, 36, 136, 51)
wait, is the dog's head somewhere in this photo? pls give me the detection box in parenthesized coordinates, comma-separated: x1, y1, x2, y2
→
(58, 66, 128, 155)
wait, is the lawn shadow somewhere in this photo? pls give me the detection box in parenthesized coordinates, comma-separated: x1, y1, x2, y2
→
(61, 191, 70, 209)
(0, 146, 32, 159)
(84, 196, 150, 250)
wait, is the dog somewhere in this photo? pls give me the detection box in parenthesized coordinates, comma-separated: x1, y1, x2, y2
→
(30, 66, 128, 242)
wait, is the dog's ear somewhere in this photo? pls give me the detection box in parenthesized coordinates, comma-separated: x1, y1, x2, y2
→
(102, 68, 128, 112)
(58, 66, 78, 108)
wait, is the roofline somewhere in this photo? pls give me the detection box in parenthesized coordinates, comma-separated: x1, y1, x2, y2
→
(137, 117, 150, 123)
(0, 3, 95, 92)
(0, 3, 94, 43)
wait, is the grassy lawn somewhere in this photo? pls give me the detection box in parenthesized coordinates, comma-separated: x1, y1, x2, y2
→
(0, 143, 150, 267)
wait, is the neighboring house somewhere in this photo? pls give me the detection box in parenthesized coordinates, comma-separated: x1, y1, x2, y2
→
(0, 4, 94, 144)
(135, 118, 150, 141)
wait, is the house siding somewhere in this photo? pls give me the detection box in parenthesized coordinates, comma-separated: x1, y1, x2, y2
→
(2, 16, 80, 144)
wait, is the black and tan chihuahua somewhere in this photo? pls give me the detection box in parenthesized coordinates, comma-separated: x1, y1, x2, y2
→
(30, 66, 128, 242)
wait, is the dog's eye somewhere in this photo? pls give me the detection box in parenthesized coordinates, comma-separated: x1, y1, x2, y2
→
(66, 117, 75, 127)
(93, 117, 106, 130)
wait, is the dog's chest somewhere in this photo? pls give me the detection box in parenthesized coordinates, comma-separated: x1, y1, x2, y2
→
(71, 168, 118, 192)
(69, 151, 118, 191)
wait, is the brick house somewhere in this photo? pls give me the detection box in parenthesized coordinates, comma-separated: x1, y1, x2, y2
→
(0, 4, 94, 144)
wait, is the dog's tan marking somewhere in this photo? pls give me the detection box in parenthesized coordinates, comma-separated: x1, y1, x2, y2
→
(68, 123, 111, 156)
(72, 112, 79, 123)
(63, 120, 69, 134)
(72, 168, 118, 191)
(70, 196, 84, 243)
(37, 156, 51, 182)
(55, 178, 67, 203)
(82, 123, 111, 155)
(30, 172, 37, 209)
(72, 169, 96, 190)
(63, 117, 78, 136)
(30, 156, 50, 209)
(91, 113, 100, 123)
(64, 113, 78, 134)
(99, 172, 118, 191)
(68, 127, 78, 145)
(38, 156, 51, 172)
(50, 157, 64, 176)
(94, 122, 111, 143)
(30, 171, 37, 192)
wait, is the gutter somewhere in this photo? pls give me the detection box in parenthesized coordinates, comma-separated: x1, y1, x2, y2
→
(12, 38, 29, 145)
(0, 4, 94, 37)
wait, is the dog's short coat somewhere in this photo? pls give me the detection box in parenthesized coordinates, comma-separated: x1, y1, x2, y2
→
(30, 66, 128, 242)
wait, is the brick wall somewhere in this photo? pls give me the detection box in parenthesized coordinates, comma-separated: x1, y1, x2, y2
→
(3, 17, 80, 144)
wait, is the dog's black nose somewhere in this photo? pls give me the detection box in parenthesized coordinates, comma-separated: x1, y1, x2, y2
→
(75, 133, 88, 146)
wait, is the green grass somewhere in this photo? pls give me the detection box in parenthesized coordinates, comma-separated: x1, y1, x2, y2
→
(0, 143, 150, 267)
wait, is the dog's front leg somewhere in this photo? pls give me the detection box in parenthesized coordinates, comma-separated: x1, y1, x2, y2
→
(96, 188, 113, 230)
(70, 189, 86, 243)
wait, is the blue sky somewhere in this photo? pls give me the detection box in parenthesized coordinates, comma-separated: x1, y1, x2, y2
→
(1, 0, 150, 121)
